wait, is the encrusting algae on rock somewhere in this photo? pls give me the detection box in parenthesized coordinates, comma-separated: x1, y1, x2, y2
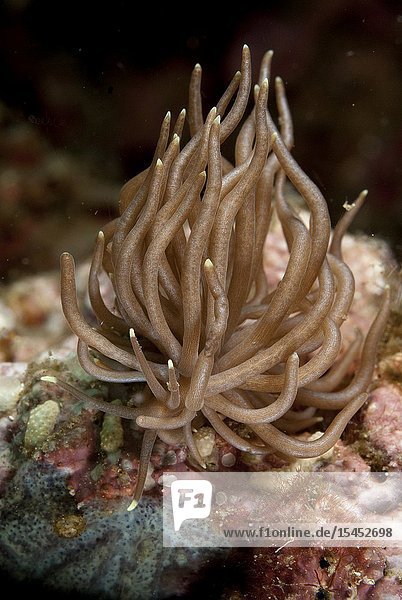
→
(100, 400, 125, 453)
(54, 514, 87, 538)
(24, 399, 60, 450)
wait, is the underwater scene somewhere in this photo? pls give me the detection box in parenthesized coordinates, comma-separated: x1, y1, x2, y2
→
(0, 2, 401, 598)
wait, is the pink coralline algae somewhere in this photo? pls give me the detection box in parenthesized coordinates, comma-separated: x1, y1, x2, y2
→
(364, 384, 402, 470)
(235, 546, 388, 600)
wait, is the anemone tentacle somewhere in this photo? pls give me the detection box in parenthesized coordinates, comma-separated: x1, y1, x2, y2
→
(41, 46, 389, 509)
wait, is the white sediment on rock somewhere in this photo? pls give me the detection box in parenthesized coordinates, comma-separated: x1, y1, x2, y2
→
(0, 374, 24, 414)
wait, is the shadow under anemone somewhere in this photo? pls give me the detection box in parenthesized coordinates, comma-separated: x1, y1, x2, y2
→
(41, 46, 390, 510)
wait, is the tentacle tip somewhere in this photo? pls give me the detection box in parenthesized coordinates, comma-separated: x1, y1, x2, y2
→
(362, 189, 368, 197)
(127, 499, 138, 511)
(266, 49, 274, 57)
(242, 43, 250, 53)
(129, 328, 136, 339)
(290, 352, 299, 363)
(271, 132, 278, 143)
(275, 76, 283, 84)
(359, 393, 369, 405)
(180, 108, 186, 116)
(97, 231, 105, 240)
(172, 133, 180, 141)
(261, 77, 269, 88)
(194, 63, 202, 71)
(164, 110, 171, 121)
(156, 158, 163, 167)
(204, 258, 213, 269)
(40, 375, 57, 384)
(213, 115, 221, 125)
(168, 358, 174, 369)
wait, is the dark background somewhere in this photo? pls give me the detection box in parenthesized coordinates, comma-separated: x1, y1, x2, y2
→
(0, 0, 401, 280)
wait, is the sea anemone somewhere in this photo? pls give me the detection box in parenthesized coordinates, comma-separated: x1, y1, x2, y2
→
(41, 46, 390, 510)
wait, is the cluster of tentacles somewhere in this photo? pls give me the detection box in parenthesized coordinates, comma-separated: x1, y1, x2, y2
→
(41, 46, 390, 510)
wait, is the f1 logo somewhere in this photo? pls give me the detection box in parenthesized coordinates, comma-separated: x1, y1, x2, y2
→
(171, 479, 213, 531)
